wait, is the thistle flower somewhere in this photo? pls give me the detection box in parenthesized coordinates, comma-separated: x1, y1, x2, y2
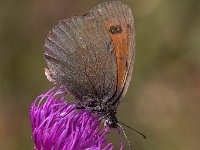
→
(30, 87, 115, 150)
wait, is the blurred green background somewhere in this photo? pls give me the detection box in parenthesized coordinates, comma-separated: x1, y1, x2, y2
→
(0, 0, 200, 149)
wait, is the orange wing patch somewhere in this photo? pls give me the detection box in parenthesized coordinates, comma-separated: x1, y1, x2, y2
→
(105, 22, 129, 89)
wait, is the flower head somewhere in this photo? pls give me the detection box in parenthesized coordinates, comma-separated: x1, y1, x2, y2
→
(30, 87, 114, 150)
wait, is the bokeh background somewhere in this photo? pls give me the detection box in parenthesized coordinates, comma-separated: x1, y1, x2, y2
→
(0, 0, 200, 149)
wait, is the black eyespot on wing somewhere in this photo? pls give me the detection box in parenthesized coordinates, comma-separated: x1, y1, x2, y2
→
(109, 25, 122, 34)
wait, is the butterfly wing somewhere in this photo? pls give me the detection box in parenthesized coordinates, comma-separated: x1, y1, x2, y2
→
(44, 11, 118, 102)
(44, 1, 135, 105)
(93, 1, 135, 105)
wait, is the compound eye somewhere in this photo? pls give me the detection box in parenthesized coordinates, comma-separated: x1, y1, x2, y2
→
(105, 119, 111, 126)
(108, 120, 112, 125)
(107, 119, 115, 127)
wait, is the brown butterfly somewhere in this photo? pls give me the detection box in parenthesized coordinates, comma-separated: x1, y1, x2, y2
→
(44, 2, 145, 141)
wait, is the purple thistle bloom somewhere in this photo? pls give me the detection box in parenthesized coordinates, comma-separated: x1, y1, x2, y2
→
(30, 87, 116, 150)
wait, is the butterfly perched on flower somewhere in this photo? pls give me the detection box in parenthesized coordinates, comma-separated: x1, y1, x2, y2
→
(44, 1, 135, 129)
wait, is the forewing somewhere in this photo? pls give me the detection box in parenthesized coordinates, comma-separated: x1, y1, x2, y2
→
(92, 1, 136, 104)
(44, 13, 118, 102)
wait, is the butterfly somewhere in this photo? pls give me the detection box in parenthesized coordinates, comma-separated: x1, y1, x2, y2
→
(44, 1, 136, 129)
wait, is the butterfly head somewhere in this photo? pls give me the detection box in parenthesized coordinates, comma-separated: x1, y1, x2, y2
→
(100, 106, 119, 128)
(105, 114, 118, 128)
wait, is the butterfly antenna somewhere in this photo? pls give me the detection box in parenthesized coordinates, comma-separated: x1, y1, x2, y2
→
(117, 123, 131, 150)
(118, 121, 146, 139)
